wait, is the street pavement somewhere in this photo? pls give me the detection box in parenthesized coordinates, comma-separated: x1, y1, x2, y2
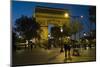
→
(48, 47, 96, 63)
(13, 47, 96, 66)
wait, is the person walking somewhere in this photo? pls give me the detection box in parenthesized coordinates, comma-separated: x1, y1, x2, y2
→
(64, 37, 72, 60)
(67, 43, 72, 60)
(64, 42, 68, 60)
(25, 40, 28, 49)
(30, 40, 33, 51)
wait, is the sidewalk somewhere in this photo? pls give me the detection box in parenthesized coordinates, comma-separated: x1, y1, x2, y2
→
(48, 47, 96, 63)
(13, 48, 61, 66)
(13, 47, 96, 66)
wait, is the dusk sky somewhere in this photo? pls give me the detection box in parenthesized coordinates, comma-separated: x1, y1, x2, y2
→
(12, 1, 96, 39)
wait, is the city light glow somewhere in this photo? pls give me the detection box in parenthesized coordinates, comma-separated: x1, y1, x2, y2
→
(64, 13, 69, 18)
(80, 15, 84, 18)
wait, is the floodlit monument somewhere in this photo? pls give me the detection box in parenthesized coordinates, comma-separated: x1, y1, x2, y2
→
(35, 6, 70, 41)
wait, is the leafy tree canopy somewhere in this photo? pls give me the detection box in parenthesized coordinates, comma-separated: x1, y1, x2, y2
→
(14, 15, 41, 40)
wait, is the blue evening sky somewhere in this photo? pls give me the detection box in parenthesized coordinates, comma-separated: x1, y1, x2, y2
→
(12, 1, 96, 38)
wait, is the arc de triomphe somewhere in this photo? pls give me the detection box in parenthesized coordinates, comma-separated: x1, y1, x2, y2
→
(35, 6, 70, 42)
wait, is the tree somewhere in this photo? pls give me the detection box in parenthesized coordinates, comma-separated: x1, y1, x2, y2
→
(71, 19, 83, 40)
(89, 6, 96, 24)
(88, 6, 96, 48)
(51, 26, 61, 38)
(88, 6, 96, 37)
(12, 31, 17, 51)
(51, 26, 61, 47)
(89, 6, 96, 37)
(14, 15, 41, 43)
(62, 23, 72, 37)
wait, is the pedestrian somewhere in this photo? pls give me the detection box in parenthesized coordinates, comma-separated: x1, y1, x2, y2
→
(67, 44, 72, 60)
(30, 41, 33, 51)
(64, 37, 72, 60)
(64, 42, 68, 59)
(25, 40, 28, 50)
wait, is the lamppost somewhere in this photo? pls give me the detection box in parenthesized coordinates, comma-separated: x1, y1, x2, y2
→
(65, 14, 84, 39)
(59, 13, 69, 52)
(70, 15, 84, 55)
(83, 32, 87, 49)
(61, 27, 63, 33)
(60, 27, 64, 52)
(73, 15, 83, 40)
(48, 34, 50, 39)
(48, 33, 51, 49)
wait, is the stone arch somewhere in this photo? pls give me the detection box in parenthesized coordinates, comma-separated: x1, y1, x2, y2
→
(35, 6, 71, 42)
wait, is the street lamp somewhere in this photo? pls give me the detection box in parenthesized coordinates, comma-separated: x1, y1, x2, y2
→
(48, 34, 50, 38)
(84, 32, 87, 36)
(60, 27, 64, 52)
(78, 15, 84, 40)
(19, 35, 22, 38)
(67, 36, 70, 39)
(61, 27, 63, 33)
(48, 33, 51, 39)
(80, 15, 84, 18)
(64, 13, 69, 18)
(48, 33, 51, 49)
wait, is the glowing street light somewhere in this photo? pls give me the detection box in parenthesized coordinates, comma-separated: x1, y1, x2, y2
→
(60, 27, 63, 33)
(84, 32, 87, 36)
(64, 13, 69, 18)
(19, 35, 23, 38)
(60, 27, 64, 52)
(80, 15, 84, 18)
(48, 34, 50, 38)
(67, 36, 70, 39)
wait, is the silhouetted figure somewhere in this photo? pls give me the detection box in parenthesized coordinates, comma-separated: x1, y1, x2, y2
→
(64, 43, 71, 60)
(64, 43, 67, 59)
(25, 40, 28, 50)
(60, 41, 64, 53)
(67, 44, 71, 60)
(30, 41, 33, 51)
